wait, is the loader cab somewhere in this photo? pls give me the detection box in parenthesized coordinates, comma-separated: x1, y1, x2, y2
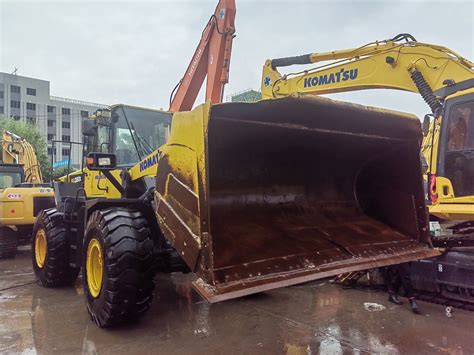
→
(80, 105, 172, 199)
(108, 105, 171, 167)
(83, 105, 172, 168)
(82, 109, 113, 154)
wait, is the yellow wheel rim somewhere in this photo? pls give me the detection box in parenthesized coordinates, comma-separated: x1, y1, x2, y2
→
(86, 238, 103, 298)
(35, 229, 47, 268)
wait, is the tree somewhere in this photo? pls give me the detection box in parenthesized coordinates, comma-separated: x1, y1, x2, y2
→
(0, 117, 50, 181)
(51, 167, 76, 180)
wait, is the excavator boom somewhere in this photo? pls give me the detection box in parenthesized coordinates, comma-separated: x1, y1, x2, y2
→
(262, 35, 474, 115)
(169, 0, 236, 112)
(2, 130, 43, 183)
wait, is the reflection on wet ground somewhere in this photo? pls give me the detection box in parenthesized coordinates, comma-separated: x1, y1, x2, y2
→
(1, 248, 474, 354)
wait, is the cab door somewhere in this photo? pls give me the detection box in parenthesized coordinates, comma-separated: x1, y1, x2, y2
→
(431, 92, 474, 219)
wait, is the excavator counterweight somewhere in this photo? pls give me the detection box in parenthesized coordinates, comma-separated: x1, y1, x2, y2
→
(155, 95, 439, 302)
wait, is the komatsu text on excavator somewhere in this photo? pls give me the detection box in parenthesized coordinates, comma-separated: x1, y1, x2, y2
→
(260, 33, 474, 304)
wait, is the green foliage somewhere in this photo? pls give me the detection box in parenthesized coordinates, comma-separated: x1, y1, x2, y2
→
(0, 117, 50, 181)
(51, 167, 74, 180)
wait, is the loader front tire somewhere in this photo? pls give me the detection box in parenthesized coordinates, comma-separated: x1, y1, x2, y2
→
(83, 208, 155, 328)
(32, 209, 80, 287)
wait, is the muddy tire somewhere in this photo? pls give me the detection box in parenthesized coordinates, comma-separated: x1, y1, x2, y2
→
(32, 209, 80, 287)
(83, 208, 155, 328)
(0, 227, 18, 259)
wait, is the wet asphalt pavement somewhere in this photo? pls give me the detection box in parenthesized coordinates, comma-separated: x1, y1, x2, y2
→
(1, 247, 473, 354)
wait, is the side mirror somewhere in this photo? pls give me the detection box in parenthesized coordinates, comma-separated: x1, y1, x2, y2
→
(82, 119, 97, 137)
(86, 152, 117, 171)
(422, 114, 431, 136)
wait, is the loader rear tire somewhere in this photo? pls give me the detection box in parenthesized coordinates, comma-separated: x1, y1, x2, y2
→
(0, 227, 18, 259)
(83, 208, 155, 328)
(32, 209, 80, 287)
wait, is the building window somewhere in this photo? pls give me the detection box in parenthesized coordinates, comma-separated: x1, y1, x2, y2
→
(47, 105, 55, 113)
(48, 147, 57, 155)
(11, 100, 20, 108)
(62, 107, 71, 115)
(27, 88, 36, 96)
(62, 121, 70, 129)
(81, 110, 89, 118)
(47, 120, 55, 127)
(26, 102, 36, 110)
(47, 134, 55, 141)
(0, 91, 4, 98)
(62, 149, 70, 156)
(10, 85, 20, 93)
(0, 106, 3, 114)
(62, 135, 70, 142)
(26, 117, 36, 125)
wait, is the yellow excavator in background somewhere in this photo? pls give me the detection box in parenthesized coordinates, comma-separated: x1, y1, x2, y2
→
(0, 130, 55, 258)
(261, 33, 474, 221)
(260, 33, 474, 304)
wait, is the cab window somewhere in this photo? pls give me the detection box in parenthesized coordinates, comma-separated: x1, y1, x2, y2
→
(0, 172, 22, 188)
(444, 101, 474, 197)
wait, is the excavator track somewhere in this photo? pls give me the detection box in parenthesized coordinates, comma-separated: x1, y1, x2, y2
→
(414, 290, 474, 312)
(431, 233, 474, 248)
(335, 270, 474, 312)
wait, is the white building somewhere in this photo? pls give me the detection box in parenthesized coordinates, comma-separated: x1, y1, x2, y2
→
(0, 72, 107, 168)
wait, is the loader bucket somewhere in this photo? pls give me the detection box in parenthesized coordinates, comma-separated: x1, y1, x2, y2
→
(155, 95, 439, 303)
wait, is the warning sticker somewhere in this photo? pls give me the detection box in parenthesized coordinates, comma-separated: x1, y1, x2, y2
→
(7, 193, 22, 199)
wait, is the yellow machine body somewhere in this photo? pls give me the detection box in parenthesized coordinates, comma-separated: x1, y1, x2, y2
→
(0, 185, 54, 227)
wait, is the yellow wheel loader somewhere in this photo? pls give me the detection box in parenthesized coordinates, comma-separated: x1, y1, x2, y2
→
(32, 96, 438, 327)
(260, 33, 474, 304)
(0, 130, 54, 258)
(32, 104, 172, 288)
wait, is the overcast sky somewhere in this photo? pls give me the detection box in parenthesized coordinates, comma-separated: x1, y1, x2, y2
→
(1, 0, 473, 119)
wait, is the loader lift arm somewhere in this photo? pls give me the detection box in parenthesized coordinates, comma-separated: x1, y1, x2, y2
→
(169, 0, 236, 112)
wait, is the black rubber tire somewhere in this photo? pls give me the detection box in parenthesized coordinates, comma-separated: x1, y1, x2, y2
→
(32, 209, 80, 287)
(83, 208, 155, 328)
(0, 227, 18, 259)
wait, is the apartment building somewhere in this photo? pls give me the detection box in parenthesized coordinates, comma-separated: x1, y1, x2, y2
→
(0, 72, 107, 168)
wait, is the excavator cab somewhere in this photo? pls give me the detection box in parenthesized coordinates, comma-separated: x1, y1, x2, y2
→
(426, 90, 474, 219)
(0, 164, 23, 188)
(440, 96, 474, 197)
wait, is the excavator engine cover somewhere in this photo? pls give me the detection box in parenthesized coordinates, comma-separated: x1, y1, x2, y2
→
(155, 95, 439, 302)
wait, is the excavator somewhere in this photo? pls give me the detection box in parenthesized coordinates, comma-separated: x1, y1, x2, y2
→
(0, 130, 55, 258)
(260, 34, 474, 305)
(31, 2, 439, 327)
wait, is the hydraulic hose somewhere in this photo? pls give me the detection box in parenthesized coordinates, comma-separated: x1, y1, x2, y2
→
(410, 69, 443, 115)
